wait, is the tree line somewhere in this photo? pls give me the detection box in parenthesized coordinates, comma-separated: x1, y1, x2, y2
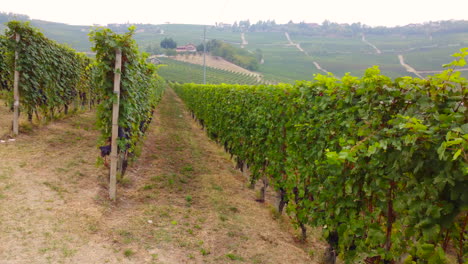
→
(215, 19, 468, 37)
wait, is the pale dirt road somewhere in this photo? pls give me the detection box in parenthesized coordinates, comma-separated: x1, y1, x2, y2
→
(361, 34, 382, 54)
(398, 54, 424, 78)
(240, 32, 248, 48)
(284, 32, 328, 74)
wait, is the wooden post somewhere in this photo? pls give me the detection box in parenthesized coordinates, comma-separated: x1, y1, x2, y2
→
(13, 33, 20, 136)
(109, 49, 122, 200)
(242, 162, 249, 179)
(88, 85, 92, 110)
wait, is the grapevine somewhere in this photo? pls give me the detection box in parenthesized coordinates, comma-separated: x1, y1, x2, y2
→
(89, 26, 165, 174)
(3, 21, 94, 120)
(0, 35, 11, 92)
(173, 48, 468, 263)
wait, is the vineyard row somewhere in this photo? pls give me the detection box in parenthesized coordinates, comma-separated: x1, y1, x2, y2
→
(173, 53, 468, 263)
(0, 21, 165, 198)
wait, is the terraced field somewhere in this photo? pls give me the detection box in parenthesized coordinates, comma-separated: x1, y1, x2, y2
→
(157, 57, 263, 85)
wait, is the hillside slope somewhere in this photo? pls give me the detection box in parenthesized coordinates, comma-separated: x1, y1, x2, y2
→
(172, 54, 261, 78)
(1, 14, 467, 82)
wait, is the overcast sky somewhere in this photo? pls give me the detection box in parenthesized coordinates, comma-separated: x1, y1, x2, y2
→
(1, 0, 467, 27)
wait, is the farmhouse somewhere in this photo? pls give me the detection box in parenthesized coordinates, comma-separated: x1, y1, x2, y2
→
(176, 44, 197, 53)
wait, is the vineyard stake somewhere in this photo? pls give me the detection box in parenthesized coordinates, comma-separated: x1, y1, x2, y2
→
(13, 33, 20, 136)
(109, 49, 122, 200)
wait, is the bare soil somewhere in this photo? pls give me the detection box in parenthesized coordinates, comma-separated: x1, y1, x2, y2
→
(0, 89, 325, 263)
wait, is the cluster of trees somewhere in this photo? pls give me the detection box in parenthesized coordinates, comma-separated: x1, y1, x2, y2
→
(145, 44, 161, 55)
(224, 20, 277, 32)
(160, 37, 177, 49)
(144, 38, 178, 56)
(365, 20, 468, 35)
(215, 18, 468, 38)
(0, 12, 30, 24)
(106, 23, 163, 34)
(196, 39, 259, 71)
(160, 38, 177, 56)
(147, 37, 260, 71)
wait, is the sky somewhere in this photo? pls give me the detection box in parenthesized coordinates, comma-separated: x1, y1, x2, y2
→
(1, 0, 467, 27)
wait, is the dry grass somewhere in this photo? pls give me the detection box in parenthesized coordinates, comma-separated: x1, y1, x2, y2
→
(0, 99, 84, 140)
(0, 110, 130, 263)
(0, 90, 325, 263)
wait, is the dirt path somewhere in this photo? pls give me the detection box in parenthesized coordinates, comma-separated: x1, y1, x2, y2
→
(0, 90, 322, 263)
(284, 32, 307, 54)
(416, 68, 468, 74)
(398, 54, 424, 78)
(397, 52, 468, 78)
(240, 33, 248, 48)
(0, 111, 125, 263)
(313, 62, 327, 73)
(361, 34, 381, 54)
(284, 32, 328, 74)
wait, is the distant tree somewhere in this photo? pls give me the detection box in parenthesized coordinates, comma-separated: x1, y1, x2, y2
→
(0, 12, 29, 23)
(196, 43, 204, 52)
(160, 38, 177, 49)
(197, 39, 222, 53)
(232, 21, 240, 32)
(322, 20, 330, 29)
(144, 44, 163, 55)
(145, 45, 153, 54)
(239, 20, 250, 31)
(254, 48, 263, 62)
(198, 39, 258, 70)
(165, 49, 177, 56)
(350, 22, 362, 36)
(152, 46, 162, 54)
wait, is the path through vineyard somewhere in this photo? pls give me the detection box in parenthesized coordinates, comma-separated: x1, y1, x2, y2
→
(0, 90, 323, 263)
(284, 32, 328, 74)
(398, 54, 424, 78)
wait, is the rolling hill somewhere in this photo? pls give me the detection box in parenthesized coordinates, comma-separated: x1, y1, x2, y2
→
(1, 12, 467, 83)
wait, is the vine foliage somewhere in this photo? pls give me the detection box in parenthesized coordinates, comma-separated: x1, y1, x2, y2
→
(89, 27, 164, 168)
(173, 48, 468, 263)
(0, 35, 11, 92)
(3, 21, 93, 119)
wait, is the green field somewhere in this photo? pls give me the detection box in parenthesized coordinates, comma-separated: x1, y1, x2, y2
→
(365, 34, 433, 51)
(245, 32, 288, 45)
(404, 46, 466, 70)
(253, 45, 320, 83)
(134, 24, 205, 48)
(1, 17, 467, 83)
(294, 35, 372, 54)
(313, 53, 407, 78)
